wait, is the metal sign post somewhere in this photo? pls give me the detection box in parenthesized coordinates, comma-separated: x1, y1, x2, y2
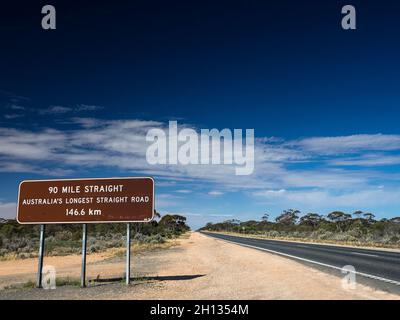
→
(36, 224, 45, 288)
(126, 223, 131, 285)
(81, 224, 88, 288)
(17, 177, 155, 289)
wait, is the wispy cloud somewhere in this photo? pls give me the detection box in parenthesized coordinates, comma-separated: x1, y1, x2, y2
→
(253, 189, 286, 197)
(252, 187, 400, 211)
(1, 120, 400, 188)
(0, 202, 16, 219)
(4, 114, 24, 119)
(9, 105, 26, 111)
(1, 92, 104, 119)
(294, 134, 400, 154)
(75, 104, 103, 111)
(208, 191, 224, 196)
(1, 118, 400, 217)
(175, 189, 192, 194)
(39, 106, 73, 115)
(38, 104, 103, 115)
(329, 154, 400, 167)
(171, 212, 234, 218)
(0, 162, 73, 176)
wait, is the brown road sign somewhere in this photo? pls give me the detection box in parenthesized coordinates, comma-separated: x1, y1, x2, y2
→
(17, 177, 154, 224)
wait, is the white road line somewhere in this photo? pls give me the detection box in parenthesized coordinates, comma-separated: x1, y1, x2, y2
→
(212, 236, 400, 286)
(350, 251, 379, 258)
(295, 244, 380, 257)
(296, 245, 311, 249)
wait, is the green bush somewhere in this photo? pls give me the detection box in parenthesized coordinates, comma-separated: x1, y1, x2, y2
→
(200, 210, 400, 247)
(0, 212, 189, 258)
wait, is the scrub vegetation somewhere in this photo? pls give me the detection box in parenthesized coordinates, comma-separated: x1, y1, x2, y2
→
(200, 209, 400, 248)
(0, 212, 189, 259)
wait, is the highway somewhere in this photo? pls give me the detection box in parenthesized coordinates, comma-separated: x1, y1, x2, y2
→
(202, 232, 400, 293)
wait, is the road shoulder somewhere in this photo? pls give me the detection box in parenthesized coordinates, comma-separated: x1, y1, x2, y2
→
(0, 232, 398, 299)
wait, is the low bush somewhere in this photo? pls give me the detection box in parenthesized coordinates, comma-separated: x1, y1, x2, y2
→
(0, 213, 189, 258)
(201, 210, 400, 248)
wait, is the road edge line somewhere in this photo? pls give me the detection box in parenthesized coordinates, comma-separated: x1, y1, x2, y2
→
(206, 234, 400, 286)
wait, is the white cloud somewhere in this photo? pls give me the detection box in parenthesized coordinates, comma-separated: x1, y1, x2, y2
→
(39, 104, 103, 115)
(0, 162, 73, 176)
(208, 191, 224, 196)
(175, 189, 192, 194)
(4, 114, 24, 119)
(295, 134, 400, 154)
(280, 169, 371, 188)
(0, 128, 67, 160)
(75, 104, 103, 111)
(329, 154, 400, 166)
(253, 189, 286, 197)
(39, 106, 73, 114)
(252, 187, 400, 210)
(9, 104, 26, 111)
(2, 119, 400, 216)
(0, 202, 16, 219)
(2, 102, 104, 119)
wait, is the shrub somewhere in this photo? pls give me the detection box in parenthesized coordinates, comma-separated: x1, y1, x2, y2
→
(55, 230, 73, 241)
(0, 212, 190, 258)
(134, 232, 146, 242)
(89, 244, 101, 253)
(147, 234, 165, 244)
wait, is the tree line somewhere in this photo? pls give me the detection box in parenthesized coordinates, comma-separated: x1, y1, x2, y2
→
(0, 212, 190, 258)
(200, 209, 400, 246)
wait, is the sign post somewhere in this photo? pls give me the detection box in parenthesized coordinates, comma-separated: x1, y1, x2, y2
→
(81, 224, 88, 288)
(17, 177, 154, 288)
(126, 223, 131, 285)
(36, 224, 45, 288)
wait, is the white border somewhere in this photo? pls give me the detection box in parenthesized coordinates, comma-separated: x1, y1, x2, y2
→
(16, 176, 155, 225)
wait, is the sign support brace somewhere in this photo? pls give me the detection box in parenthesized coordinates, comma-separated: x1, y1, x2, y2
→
(81, 224, 87, 288)
(36, 224, 45, 288)
(126, 223, 131, 285)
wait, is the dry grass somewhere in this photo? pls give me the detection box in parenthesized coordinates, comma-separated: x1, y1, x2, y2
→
(0, 252, 36, 261)
(108, 240, 180, 258)
(0, 236, 183, 262)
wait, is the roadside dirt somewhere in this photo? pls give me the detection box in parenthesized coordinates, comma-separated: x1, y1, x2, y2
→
(0, 232, 398, 299)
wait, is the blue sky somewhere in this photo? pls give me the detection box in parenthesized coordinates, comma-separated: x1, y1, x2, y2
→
(1, 1, 400, 229)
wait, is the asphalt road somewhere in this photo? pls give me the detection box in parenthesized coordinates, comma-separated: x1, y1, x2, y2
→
(202, 232, 400, 293)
